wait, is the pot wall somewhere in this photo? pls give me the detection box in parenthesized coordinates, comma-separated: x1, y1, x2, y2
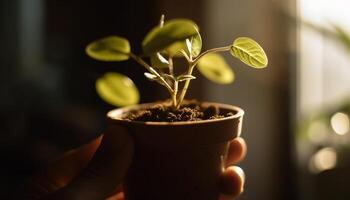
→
(108, 102, 244, 200)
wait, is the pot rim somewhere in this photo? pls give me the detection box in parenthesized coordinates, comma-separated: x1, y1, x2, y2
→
(107, 101, 244, 126)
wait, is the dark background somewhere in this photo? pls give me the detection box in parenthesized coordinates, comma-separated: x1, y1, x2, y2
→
(0, 0, 296, 199)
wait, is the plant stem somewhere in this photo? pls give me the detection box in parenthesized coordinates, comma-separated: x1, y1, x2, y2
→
(175, 46, 231, 109)
(130, 45, 232, 109)
(172, 81, 178, 107)
(168, 56, 174, 75)
(176, 64, 195, 109)
(180, 49, 190, 62)
(129, 52, 174, 93)
(192, 46, 231, 65)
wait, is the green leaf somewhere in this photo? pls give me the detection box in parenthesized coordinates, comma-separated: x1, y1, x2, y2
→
(150, 53, 169, 68)
(197, 53, 234, 84)
(230, 37, 268, 68)
(142, 19, 198, 55)
(163, 41, 187, 57)
(177, 74, 196, 82)
(96, 72, 139, 107)
(86, 36, 130, 61)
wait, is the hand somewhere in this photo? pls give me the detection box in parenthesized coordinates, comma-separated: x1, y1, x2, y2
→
(219, 137, 246, 200)
(17, 125, 246, 200)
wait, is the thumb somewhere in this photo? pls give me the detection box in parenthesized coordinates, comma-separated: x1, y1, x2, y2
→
(45, 125, 134, 200)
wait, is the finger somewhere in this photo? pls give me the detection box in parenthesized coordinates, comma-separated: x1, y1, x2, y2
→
(45, 125, 134, 200)
(17, 136, 103, 199)
(225, 137, 247, 166)
(218, 166, 245, 199)
(106, 192, 125, 200)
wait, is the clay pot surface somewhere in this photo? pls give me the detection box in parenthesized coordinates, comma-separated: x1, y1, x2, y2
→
(107, 102, 244, 200)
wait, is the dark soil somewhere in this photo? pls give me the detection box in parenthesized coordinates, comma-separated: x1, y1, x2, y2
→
(124, 100, 234, 122)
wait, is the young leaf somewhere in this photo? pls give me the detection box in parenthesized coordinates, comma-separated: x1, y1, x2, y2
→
(144, 72, 158, 80)
(197, 53, 234, 84)
(150, 53, 169, 68)
(230, 37, 268, 68)
(144, 72, 171, 87)
(177, 74, 196, 82)
(186, 39, 192, 54)
(96, 72, 139, 106)
(185, 31, 202, 58)
(142, 19, 198, 55)
(144, 71, 172, 86)
(86, 36, 130, 61)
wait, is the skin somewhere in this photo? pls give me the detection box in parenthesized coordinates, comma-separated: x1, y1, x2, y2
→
(17, 125, 246, 200)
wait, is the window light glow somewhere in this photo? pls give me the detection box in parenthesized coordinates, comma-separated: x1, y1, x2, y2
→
(330, 112, 350, 135)
(309, 147, 337, 173)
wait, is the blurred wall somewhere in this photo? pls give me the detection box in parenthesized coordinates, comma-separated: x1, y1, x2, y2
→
(201, 0, 295, 200)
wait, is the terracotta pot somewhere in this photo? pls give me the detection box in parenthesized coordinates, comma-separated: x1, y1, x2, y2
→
(107, 102, 244, 200)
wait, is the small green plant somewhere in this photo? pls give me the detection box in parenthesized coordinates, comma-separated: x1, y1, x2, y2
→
(86, 15, 268, 108)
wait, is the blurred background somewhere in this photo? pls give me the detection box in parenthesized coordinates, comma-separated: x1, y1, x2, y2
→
(1, 0, 350, 199)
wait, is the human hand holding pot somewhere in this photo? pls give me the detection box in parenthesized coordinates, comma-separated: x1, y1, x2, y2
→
(17, 125, 246, 200)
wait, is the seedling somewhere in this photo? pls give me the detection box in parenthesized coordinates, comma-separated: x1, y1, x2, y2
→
(86, 15, 268, 108)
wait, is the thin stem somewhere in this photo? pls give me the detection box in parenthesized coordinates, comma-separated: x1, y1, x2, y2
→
(172, 81, 178, 107)
(192, 46, 231, 65)
(129, 52, 174, 93)
(175, 46, 231, 108)
(168, 56, 174, 75)
(159, 14, 165, 27)
(180, 49, 191, 62)
(176, 64, 195, 109)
